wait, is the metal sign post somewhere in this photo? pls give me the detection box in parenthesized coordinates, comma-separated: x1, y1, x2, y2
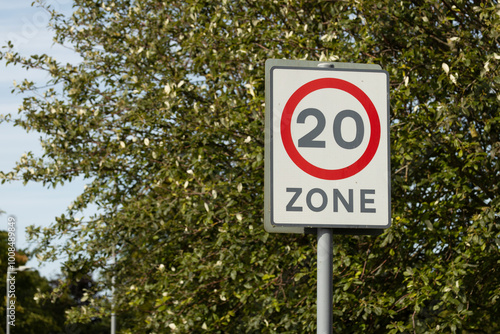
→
(317, 228, 333, 334)
(264, 59, 390, 334)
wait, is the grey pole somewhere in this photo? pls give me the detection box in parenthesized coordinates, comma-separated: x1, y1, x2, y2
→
(317, 228, 333, 334)
(111, 249, 116, 334)
(111, 276, 116, 334)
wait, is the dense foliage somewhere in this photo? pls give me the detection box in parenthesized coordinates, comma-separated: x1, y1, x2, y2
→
(0, 231, 60, 333)
(0, 230, 111, 333)
(1, 0, 499, 332)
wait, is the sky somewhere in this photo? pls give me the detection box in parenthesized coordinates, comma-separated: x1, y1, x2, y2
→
(0, 1, 88, 279)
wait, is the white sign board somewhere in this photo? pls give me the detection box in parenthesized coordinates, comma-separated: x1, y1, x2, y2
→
(264, 59, 390, 233)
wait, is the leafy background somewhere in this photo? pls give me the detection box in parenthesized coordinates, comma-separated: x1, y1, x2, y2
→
(1, 0, 499, 333)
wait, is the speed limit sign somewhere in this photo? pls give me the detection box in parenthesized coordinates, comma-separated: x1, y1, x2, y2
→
(264, 59, 390, 233)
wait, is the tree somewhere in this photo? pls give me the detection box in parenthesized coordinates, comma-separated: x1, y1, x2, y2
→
(0, 230, 64, 333)
(0, 230, 110, 333)
(1, 0, 499, 333)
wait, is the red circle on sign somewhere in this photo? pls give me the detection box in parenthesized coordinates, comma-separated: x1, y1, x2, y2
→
(281, 78, 381, 180)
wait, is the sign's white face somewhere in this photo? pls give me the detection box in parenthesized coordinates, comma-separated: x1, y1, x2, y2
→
(269, 66, 390, 228)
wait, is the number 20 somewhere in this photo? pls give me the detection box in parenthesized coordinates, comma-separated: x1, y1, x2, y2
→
(297, 108, 365, 149)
